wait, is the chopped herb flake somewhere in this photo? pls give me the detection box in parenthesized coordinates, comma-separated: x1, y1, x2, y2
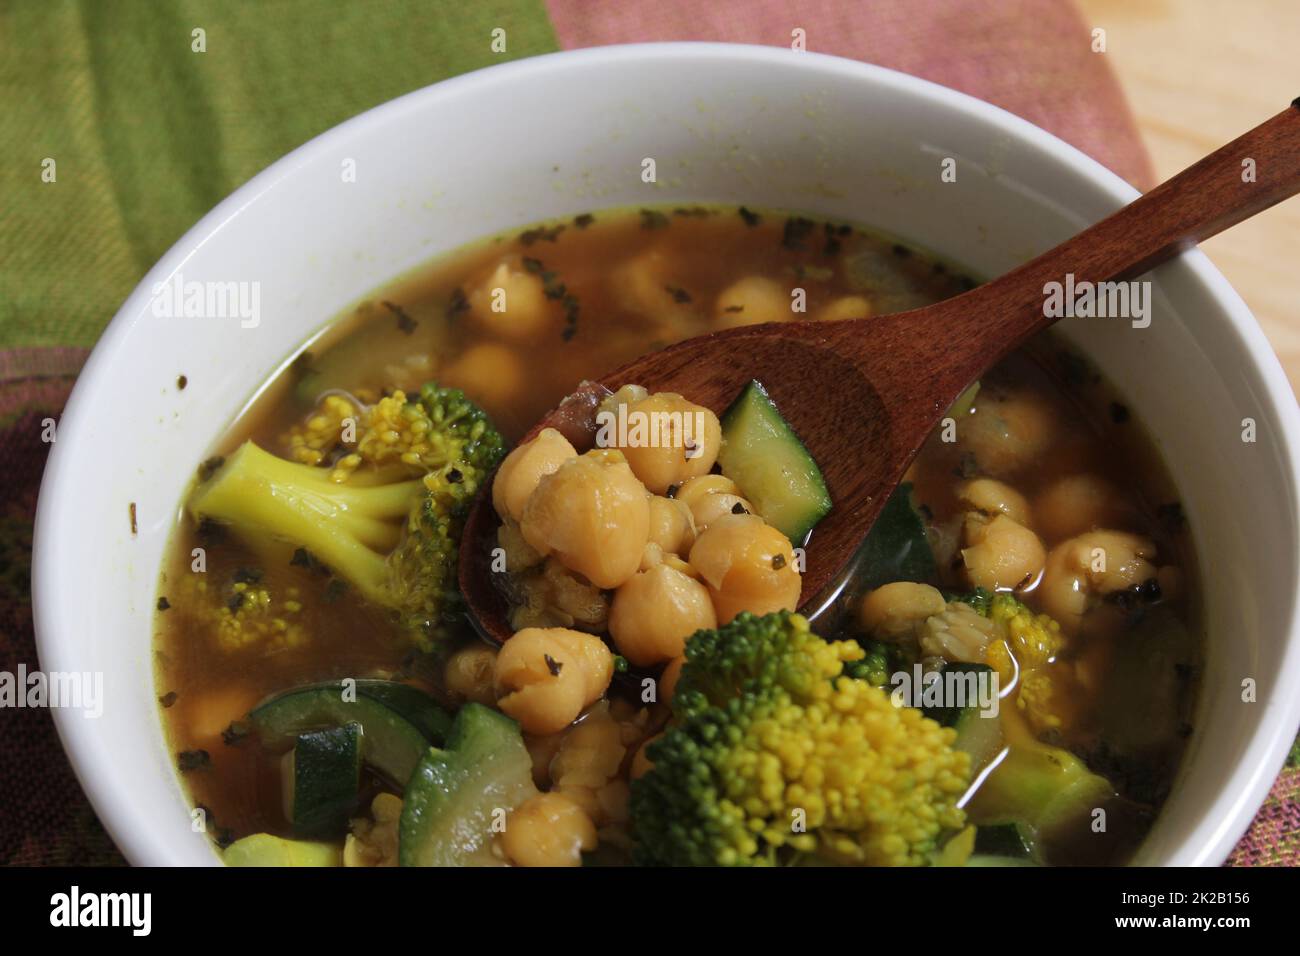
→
(446, 288, 470, 322)
(197, 456, 225, 482)
(383, 300, 418, 334)
(232, 567, 263, 585)
(178, 749, 211, 772)
(520, 224, 566, 245)
(221, 721, 250, 746)
(781, 216, 815, 249)
(639, 208, 670, 230)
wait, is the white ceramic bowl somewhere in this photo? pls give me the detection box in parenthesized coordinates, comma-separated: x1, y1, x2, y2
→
(33, 43, 1300, 866)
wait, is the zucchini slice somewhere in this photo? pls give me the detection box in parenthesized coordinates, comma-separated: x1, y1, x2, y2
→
(283, 722, 362, 837)
(399, 704, 537, 867)
(250, 679, 450, 785)
(718, 380, 831, 542)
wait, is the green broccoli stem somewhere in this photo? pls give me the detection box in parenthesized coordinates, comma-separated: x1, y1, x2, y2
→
(188, 441, 424, 604)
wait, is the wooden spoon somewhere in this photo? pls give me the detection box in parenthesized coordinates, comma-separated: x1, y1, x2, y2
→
(460, 100, 1300, 646)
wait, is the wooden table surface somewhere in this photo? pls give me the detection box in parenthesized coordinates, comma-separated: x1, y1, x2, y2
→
(1077, 0, 1300, 397)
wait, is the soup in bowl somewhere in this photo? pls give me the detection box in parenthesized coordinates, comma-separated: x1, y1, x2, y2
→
(32, 44, 1300, 866)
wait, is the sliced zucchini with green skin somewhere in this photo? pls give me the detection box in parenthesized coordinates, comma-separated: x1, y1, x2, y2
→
(948, 381, 980, 418)
(399, 703, 538, 867)
(952, 705, 1006, 775)
(918, 662, 1006, 772)
(284, 722, 363, 837)
(223, 833, 342, 867)
(718, 380, 831, 542)
(337, 680, 454, 744)
(250, 680, 450, 785)
(973, 823, 1034, 860)
(854, 483, 938, 592)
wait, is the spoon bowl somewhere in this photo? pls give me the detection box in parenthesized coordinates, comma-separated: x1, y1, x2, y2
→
(461, 100, 1300, 646)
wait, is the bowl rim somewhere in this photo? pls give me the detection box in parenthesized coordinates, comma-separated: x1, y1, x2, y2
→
(33, 41, 1300, 866)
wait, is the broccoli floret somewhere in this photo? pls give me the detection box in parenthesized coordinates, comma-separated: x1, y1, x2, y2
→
(357, 383, 505, 477)
(630, 611, 971, 867)
(841, 638, 894, 687)
(951, 586, 993, 616)
(837, 642, 889, 686)
(189, 384, 504, 652)
(165, 566, 309, 653)
(964, 591, 1080, 737)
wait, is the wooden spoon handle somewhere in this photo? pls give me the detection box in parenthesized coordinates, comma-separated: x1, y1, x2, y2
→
(946, 100, 1300, 357)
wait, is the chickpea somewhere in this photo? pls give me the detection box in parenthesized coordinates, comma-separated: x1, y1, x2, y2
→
(599, 383, 650, 409)
(919, 600, 998, 663)
(956, 477, 1032, 527)
(495, 627, 614, 735)
(443, 643, 499, 706)
(714, 276, 791, 328)
(1039, 530, 1158, 634)
(520, 449, 650, 589)
(469, 260, 555, 339)
(674, 474, 739, 506)
(611, 250, 693, 324)
(662, 554, 699, 579)
(959, 389, 1057, 478)
(674, 474, 753, 530)
(343, 793, 403, 868)
(659, 657, 685, 705)
(500, 792, 597, 867)
(497, 518, 544, 572)
(442, 342, 524, 410)
(551, 705, 626, 790)
(549, 704, 628, 825)
(858, 582, 947, 641)
(689, 513, 801, 623)
(818, 294, 873, 322)
(961, 513, 1046, 591)
(691, 492, 754, 530)
(596, 391, 721, 495)
(508, 557, 609, 633)
(609, 564, 717, 667)
(647, 495, 696, 556)
(524, 731, 566, 788)
(1033, 474, 1132, 542)
(492, 428, 577, 523)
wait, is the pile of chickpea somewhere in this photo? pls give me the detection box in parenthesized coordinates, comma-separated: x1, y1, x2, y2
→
(436, 384, 805, 865)
(944, 390, 1181, 639)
